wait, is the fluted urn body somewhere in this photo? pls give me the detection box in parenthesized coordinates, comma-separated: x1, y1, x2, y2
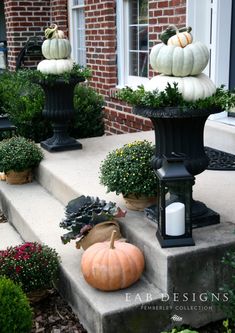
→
(134, 105, 221, 227)
(38, 77, 84, 152)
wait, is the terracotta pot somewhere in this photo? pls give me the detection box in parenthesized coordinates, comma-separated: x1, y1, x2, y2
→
(123, 194, 157, 211)
(76, 221, 124, 250)
(5, 169, 32, 185)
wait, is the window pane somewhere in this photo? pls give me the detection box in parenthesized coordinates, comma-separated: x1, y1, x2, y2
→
(139, 26, 148, 50)
(139, 0, 148, 24)
(129, 26, 138, 50)
(127, 0, 148, 78)
(139, 52, 148, 77)
(72, 7, 86, 66)
(129, 1, 138, 24)
(73, 0, 84, 6)
(129, 52, 138, 76)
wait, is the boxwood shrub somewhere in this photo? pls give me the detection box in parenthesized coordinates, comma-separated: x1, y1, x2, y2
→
(0, 276, 33, 333)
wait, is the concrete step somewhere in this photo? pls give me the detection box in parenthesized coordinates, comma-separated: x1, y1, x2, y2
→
(0, 179, 170, 333)
(205, 119, 235, 154)
(0, 222, 23, 249)
(35, 131, 154, 206)
(1, 129, 235, 331)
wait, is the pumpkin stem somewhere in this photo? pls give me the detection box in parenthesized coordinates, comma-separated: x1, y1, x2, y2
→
(45, 24, 58, 39)
(110, 230, 116, 249)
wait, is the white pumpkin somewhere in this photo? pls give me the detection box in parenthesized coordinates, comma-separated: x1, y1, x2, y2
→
(167, 31, 193, 48)
(37, 59, 74, 74)
(150, 41, 209, 77)
(144, 73, 216, 102)
(42, 38, 71, 60)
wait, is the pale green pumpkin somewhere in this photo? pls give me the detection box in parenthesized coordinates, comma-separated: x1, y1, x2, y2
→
(42, 38, 71, 60)
(37, 59, 74, 74)
(150, 41, 209, 77)
(144, 73, 216, 102)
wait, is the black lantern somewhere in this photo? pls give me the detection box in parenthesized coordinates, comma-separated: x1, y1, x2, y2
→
(156, 155, 195, 248)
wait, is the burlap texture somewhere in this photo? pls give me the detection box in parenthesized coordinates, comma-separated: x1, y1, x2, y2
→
(76, 220, 124, 250)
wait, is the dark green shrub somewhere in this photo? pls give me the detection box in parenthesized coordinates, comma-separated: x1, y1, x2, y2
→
(0, 276, 33, 333)
(72, 83, 104, 138)
(0, 70, 51, 142)
(0, 70, 104, 142)
(219, 251, 235, 320)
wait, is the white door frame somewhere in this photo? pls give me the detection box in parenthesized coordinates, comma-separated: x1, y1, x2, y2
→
(187, 0, 232, 120)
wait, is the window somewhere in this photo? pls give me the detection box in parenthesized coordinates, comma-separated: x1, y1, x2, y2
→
(117, 0, 149, 88)
(69, 0, 86, 66)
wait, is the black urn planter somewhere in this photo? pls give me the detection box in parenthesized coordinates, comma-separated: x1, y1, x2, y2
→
(37, 77, 85, 152)
(134, 106, 222, 228)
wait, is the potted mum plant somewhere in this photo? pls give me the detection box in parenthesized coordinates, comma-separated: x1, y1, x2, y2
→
(0, 242, 60, 302)
(0, 136, 43, 184)
(99, 140, 158, 211)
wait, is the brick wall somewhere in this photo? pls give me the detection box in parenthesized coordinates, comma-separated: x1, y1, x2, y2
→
(3, 0, 68, 70)
(85, 0, 187, 135)
(50, 0, 68, 37)
(3, 0, 187, 135)
(4, 0, 51, 69)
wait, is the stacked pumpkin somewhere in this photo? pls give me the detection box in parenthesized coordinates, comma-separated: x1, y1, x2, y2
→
(37, 24, 74, 74)
(146, 25, 216, 101)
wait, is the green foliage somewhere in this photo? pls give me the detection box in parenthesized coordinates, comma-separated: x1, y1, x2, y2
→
(99, 140, 158, 197)
(0, 242, 60, 293)
(0, 276, 33, 333)
(60, 195, 125, 244)
(0, 136, 43, 172)
(72, 84, 104, 138)
(0, 70, 50, 142)
(218, 251, 235, 321)
(0, 70, 104, 142)
(117, 84, 235, 112)
(27, 63, 92, 84)
(223, 319, 233, 333)
(161, 329, 198, 333)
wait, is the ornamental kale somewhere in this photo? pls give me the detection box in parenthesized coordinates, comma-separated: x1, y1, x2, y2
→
(60, 195, 126, 244)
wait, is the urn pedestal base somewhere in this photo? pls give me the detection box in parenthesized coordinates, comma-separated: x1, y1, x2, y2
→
(40, 124, 82, 152)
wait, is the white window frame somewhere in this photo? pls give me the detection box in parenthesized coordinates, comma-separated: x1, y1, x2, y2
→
(68, 0, 86, 66)
(117, 0, 149, 88)
(187, 0, 232, 121)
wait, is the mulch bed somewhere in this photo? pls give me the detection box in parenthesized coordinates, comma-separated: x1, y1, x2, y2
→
(31, 290, 87, 333)
(0, 211, 8, 223)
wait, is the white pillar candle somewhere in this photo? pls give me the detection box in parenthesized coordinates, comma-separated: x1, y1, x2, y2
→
(165, 202, 185, 236)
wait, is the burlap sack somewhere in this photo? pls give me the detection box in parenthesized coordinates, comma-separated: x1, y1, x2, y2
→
(76, 221, 124, 250)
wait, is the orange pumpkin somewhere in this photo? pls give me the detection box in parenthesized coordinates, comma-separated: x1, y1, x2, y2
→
(81, 231, 145, 291)
(167, 31, 193, 48)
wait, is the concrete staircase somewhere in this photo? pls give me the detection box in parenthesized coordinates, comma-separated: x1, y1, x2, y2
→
(0, 125, 235, 333)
